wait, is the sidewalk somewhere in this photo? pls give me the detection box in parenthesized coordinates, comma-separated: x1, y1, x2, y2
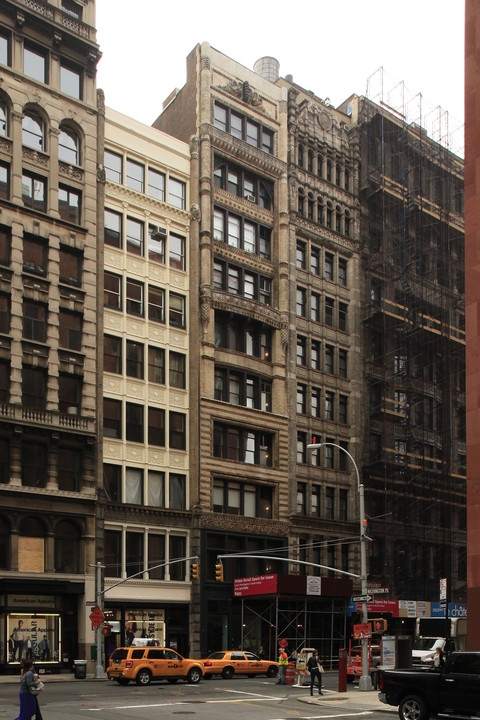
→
(0, 672, 101, 684)
(297, 687, 396, 713)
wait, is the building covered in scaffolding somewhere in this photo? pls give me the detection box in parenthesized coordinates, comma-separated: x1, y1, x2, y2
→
(339, 70, 465, 604)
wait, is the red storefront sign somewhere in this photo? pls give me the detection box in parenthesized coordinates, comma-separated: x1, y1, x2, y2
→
(233, 574, 278, 597)
(354, 599, 399, 616)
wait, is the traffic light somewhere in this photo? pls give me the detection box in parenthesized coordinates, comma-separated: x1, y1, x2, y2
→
(215, 562, 224, 582)
(191, 562, 199, 580)
(371, 619, 388, 634)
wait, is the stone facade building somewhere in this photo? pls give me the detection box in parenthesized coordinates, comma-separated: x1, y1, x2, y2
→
(0, 0, 101, 669)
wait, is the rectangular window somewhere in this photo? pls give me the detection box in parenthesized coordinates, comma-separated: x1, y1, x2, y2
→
(103, 464, 121, 502)
(296, 240, 306, 269)
(58, 447, 82, 491)
(148, 346, 165, 384)
(60, 61, 81, 98)
(169, 233, 185, 270)
(311, 340, 320, 370)
(126, 530, 144, 574)
(126, 340, 144, 378)
(58, 373, 81, 419)
(297, 432, 306, 464)
(170, 412, 186, 450)
(126, 217, 144, 256)
(325, 487, 334, 519)
(148, 286, 165, 323)
(312, 485, 321, 517)
(297, 482, 306, 514)
(22, 172, 46, 212)
(296, 335, 306, 366)
(168, 177, 186, 209)
(296, 287, 306, 317)
(339, 302, 347, 331)
(339, 395, 348, 424)
(0, 162, 9, 200)
(104, 335, 122, 374)
(311, 387, 320, 418)
(169, 292, 185, 328)
(58, 185, 81, 224)
(104, 150, 123, 183)
(0, 227, 9, 267)
(325, 441, 334, 469)
(339, 441, 349, 471)
(104, 398, 121, 438)
(213, 208, 224, 241)
(57, 310, 80, 351)
(339, 489, 348, 520)
(169, 351, 186, 388)
(104, 272, 122, 310)
(105, 530, 121, 578)
(126, 278, 144, 316)
(148, 168, 165, 200)
(311, 292, 320, 322)
(297, 383, 306, 414)
(148, 471, 165, 508)
(62, 0, 82, 19)
(59, 247, 81, 286)
(325, 344, 334, 374)
(325, 391, 334, 421)
(325, 297, 334, 327)
(339, 349, 348, 378)
(338, 258, 347, 286)
(148, 225, 165, 264)
(126, 402, 144, 443)
(22, 442, 47, 487)
(325, 252, 334, 280)
(148, 534, 165, 578)
(24, 43, 47, 83)
(169, 474, 186, 510)
(22, 366, 46, 409)
(0, 294, 10, 335)
(0, 29, 10, 67)
(126, 159, 144, 192)
(104, 209, 122, 248)
(23, 301, 46, 342)
(23, 236, 46, 276)
(311, 246, 320, 275)
(148, 407, 165, 446)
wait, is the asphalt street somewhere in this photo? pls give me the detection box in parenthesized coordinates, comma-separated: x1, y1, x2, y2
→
(0, 672, 396, 720)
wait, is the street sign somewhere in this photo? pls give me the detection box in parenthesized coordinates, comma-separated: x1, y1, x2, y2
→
(367, 588, 389, 594)
(279, 638, 288, 648)
(89, 606, 105, 629)
(353, 594, 373, 603)
(86, 601, 96, 606)
(353, 622, 372, 639)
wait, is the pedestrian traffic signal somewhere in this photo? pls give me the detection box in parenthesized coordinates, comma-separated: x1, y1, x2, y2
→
(215, 562, 224, 582)
(371, 619, 388, 634)
(191, 562, 199, 580)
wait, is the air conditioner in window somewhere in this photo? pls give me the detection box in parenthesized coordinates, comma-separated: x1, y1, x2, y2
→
(245, 194, 256, 202)
(151, 226, 167, 238)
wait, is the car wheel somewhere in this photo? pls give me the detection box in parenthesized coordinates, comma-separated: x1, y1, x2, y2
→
(115, 678, 130, 686)
(167, 678, 178, 684)
(266, 665, 278, 678)
(398, 694, 428, 720)
(135, 669, 152, 686)
(187, 667, 202, 684)
(222, 666, 234, 679)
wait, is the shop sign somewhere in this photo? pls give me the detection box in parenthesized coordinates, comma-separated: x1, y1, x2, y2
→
(353, 622, 371, 639)
(355, 599, 399, 616)
(8, 595, 55, 608)
(233, 574, 277, 597)
(399, 600, 417, 617)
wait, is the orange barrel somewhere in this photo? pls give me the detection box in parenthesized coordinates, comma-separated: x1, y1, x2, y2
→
(285, 662, 295, 684)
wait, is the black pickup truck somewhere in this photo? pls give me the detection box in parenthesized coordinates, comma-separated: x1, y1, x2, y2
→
(379, 651, 480, 720)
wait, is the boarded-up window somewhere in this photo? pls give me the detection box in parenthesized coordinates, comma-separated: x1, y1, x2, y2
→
(18, 536, 44, 572)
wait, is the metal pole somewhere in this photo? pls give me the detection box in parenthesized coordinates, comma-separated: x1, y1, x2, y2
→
(95, 561, 104, 679)
(241, 599, 244, 650)
(307, 442, 372, 692)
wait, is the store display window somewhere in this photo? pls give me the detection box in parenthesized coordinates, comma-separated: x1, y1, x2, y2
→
(4, 613, 60, 664)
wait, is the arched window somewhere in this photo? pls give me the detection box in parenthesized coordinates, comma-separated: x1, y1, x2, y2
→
(22, 111, 45, 151)
(317, 198, 324, 225)
(326, 201, 333, 229)
(345, 210, 351, 237)
(18, 516, 46, 573)
(326, 159, 332, 183)
(307, 191, 314, 220)
(317, 155, 323, 178)
(55, 520, 81, 573)
(0, 100, 7, 137)
(307, 150, 314, 173)
(336, 205, 342, 233)
(58, 126, 79, 165)
(0, 516, 10, 569)
(345, 168, 350, 192)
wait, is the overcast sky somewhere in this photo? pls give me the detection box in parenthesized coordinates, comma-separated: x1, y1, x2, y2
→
(95, 0, 464, 152)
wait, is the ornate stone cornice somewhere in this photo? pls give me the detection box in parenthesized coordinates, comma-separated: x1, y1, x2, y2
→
(205, 124, 287, 177)
(105, 181, 190, 227)
(291, 213, 359, 254)
(212, 290, 281, 328)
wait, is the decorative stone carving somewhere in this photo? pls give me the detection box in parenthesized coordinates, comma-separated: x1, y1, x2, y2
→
(318, 110, 333, 131)
(200, 287, 211, 329)
(281, 324, 289, 355)
(97, 165, 106, 183)
(201, 57, 211, 70)
(190, 204, 200, 222)
(190, 135, 199, 158)
(216, 79, 264, 109)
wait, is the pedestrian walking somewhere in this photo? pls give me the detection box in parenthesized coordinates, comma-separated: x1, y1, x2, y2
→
(276, 644, 288, 684)
(307, 649, 324, 695)
(14, 659, 43, 720)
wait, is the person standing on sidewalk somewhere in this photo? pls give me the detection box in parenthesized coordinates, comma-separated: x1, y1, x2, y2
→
(276, 645, 288, 684)
(307, 649, 324, 695)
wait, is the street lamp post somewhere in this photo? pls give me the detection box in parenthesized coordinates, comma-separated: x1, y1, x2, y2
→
(307, 442, 372, 692)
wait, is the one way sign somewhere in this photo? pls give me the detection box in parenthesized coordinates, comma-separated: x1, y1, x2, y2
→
(352, 594, 373, 603)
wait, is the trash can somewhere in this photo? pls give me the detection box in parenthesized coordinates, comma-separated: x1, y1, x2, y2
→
(74, 660, 87, 679)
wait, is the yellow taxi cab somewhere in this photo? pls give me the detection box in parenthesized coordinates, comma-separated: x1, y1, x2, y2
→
(201, 650, 279, 679)
(107, 646, 204, 686)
